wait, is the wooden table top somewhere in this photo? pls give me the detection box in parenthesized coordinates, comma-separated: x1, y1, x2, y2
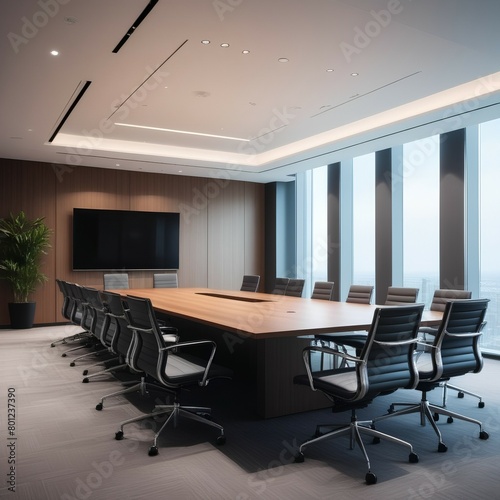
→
(111, 288, 443, 339)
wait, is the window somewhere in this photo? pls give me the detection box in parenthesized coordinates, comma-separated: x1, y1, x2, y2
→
(352, 153, 375, 287)
(402, 136, 440, 307)
(479, 118, 500, 353)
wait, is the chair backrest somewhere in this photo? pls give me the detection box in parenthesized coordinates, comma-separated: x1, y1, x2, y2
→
(66, 282, 90, 328)
(104, 273, 129, 290)
(358, 304, 424, 397)
(385, 286, 419, 305)
(272, 277, 289, 295)
(240, 275, 260, 292)
(311, 281, 334, 300)
(430, 289, 472, 311)
(285, 279, 305, 297)
(124, 295, 164, 379)
(100, 291, 135, 361)
(56, 279, 72, 320)
(426, 299, 489, 381)
(346, 285, 374, 304)
(81, 286, 115, 347)
(153, 273, 178, 288)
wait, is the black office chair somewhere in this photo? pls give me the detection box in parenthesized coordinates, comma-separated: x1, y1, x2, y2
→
(113, 295, 232, 456)
(285, 278, 305, 297)
(153, 273, 178, 288)
(69, 286, 115, 370)
(346, 284, 374, 304)
(60, 282, 96, 358)
(418, 289, 480, 408)
(294, 304, 424, 484)
(104, 273, 129, 290)
(52, 279, 88, 348)
(311, 281, 334, 300)
(240, 274, 260, 292)
(313, 284, 374, 369)
(372, 299, 490, 453)
(272, 277, 289, 295)
(384, 286, 419, 305)
(94, 292, 178, 411)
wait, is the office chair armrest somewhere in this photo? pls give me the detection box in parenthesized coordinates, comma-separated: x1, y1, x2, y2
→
(159, 325, 179, 343)
(301, 345, 362, 392)
(161, 339, 218, 386)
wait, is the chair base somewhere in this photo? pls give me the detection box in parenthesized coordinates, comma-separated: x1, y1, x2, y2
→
(95, 376, 170, 410)
(373, 394, 489, 452)
(295, 411, 418, 485)
(441, 381, 484, 408)
(115, 401, 226, 455)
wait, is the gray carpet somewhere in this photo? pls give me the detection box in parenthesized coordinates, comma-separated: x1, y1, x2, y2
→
(1, 325, 499, 499)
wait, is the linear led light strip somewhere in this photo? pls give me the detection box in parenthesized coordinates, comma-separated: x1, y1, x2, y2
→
(114, 122, 250, 142)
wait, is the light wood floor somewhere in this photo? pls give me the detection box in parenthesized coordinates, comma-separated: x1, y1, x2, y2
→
(0, 325, 499, 499)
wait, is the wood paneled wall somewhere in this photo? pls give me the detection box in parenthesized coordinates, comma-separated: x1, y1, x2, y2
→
(0, 159, 265, 326)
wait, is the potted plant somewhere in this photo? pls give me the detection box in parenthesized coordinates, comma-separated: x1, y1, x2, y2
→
(0, 211, 52, 328)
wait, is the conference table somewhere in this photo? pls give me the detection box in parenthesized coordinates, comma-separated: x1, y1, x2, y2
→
(113, 288, 442, 418)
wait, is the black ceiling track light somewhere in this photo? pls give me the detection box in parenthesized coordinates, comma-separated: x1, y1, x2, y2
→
(48, 80, 92, 143)
(112, 0, 159, 53)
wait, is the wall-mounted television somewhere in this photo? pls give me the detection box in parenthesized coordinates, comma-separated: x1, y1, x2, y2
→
(72, 208, 180, 271)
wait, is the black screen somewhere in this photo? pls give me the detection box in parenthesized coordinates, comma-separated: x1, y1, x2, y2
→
(72, 208, 180, 271)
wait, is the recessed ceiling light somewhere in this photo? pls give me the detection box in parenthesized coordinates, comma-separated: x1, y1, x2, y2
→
(278, 57, 289, 63)
(201, 40, 210, 45)
(242, 50, 250, 54)
(220, 43, 229, 48)
(351, 72, 359, 77)
(115, 122, 250, 142)
(326, 68, 334, 72)
(50, 50, 59, 56)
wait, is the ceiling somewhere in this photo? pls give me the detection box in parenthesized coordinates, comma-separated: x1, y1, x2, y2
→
(2, 0, 500, 183)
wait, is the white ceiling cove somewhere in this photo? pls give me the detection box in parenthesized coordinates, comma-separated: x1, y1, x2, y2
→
(2, 0, 500, 183)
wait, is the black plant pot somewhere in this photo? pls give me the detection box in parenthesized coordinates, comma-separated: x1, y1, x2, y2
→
(8, 302, 36, 329)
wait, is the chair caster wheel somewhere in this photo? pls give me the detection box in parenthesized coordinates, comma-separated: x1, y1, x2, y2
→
(409, 452, 419, 463)
(82, 369, 88, 376)
(62, 353, 67, 357)
(387, 406, 395, 414)
(115, 431, 124, 440)
(479, 431, 489, 440)
(216, 435, 226, 446)
(447, 416, 453, 424)
(95, 403, 103, 411)
(438, 442, 448, 453)
(433, 413, 439, 421)
(457, 392, 464, 398)
(148, 446, 159, 456)
(365, 472, 377, 485)
(372, 437, 381, 444)
(82, 378, 89, 383)
(478, 402, 485, 408)
(51, 343, 55, 347)
(295, 452, 305, 463)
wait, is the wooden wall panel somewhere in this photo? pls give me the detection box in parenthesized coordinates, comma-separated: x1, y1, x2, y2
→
(208, 181, 246, 290)
(0, 160, 57, 325)
(244, 182, 265, 291)
(0, 158, 264, 326)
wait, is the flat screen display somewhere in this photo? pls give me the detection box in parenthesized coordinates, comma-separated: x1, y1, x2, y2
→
(72, 208, 180, 271)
